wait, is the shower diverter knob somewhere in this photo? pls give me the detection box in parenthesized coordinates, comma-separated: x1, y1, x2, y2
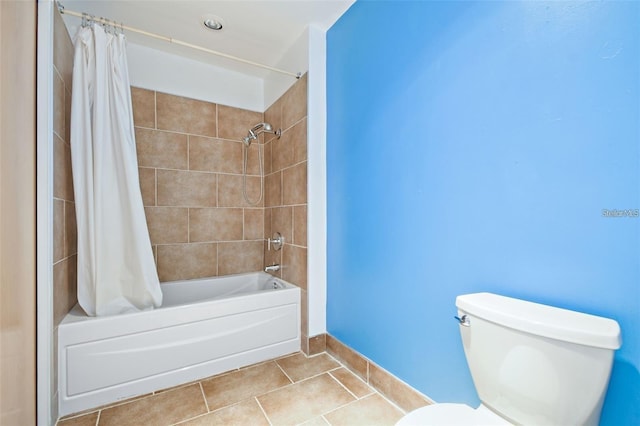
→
(268, 232, 284, 251)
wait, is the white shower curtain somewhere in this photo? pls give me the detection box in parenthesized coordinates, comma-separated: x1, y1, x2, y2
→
(70, 23, 162, 316)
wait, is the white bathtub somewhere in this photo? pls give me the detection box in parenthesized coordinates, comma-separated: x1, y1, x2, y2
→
(58, 272, 300, 416)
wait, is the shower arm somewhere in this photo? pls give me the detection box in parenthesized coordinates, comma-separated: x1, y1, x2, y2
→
(243, 123, 281, 147)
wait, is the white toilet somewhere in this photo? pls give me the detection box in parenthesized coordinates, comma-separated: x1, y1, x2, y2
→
(397, 292, 621, 426)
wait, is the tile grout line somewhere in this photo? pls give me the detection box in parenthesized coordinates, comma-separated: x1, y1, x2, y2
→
(135, 124, 249, 144)
(215, 172, 219, 208)
(329, 352, 407, 406)
(94, 410, 100, 426)
(329, 354, 375, 397)
(315, 375, 382, 425)
(321, 370, 406, 422)
(62, 198, 67, 257)
(319, 397, 360, 422)
(154, 240, 264, 247)
(153, 90, 157, 129)
(152, 167, 263, 177)
(330, 352, 410, 416)
(274, 359, 295, 384)
(186, 134, 190, 172)
(366, 359, 370, 384)
(280, 115, 307, 136)
(170, 405, 216, 426)
(254, 396, 274, 426)
(327, 368, 360, 401)
(254, 357, 341, 399)
(165, 382, 215, 426)
(284, 366, 343, 387)
(154, 167, 157, 207)
(199, 381, 211, 413)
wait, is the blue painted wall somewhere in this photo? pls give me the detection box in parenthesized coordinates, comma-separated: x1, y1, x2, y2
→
(326, 1, 639, 424)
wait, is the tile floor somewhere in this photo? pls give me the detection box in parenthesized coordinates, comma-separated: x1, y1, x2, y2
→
(57, 352, 406, 426)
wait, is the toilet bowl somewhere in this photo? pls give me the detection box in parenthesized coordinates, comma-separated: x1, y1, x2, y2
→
(397, 403, 512, 426)
(395, 292, 621, 426)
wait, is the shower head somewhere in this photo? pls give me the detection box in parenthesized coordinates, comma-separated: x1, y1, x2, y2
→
(251, 122, 273, 134)
(243, 122, 281, 146)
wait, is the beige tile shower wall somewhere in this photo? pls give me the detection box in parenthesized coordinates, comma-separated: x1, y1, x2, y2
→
(131, 88, 266, 282)
(53, 9, 77, 327)
(263, 74, 309, 351)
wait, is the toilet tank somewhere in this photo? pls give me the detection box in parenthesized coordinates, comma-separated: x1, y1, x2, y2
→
(456, 293, 621, 426)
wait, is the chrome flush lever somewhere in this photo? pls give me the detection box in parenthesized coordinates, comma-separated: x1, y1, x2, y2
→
(455, 314, 470, 327)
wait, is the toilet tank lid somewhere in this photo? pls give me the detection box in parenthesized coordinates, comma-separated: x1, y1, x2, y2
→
(456, 293, 621, 350)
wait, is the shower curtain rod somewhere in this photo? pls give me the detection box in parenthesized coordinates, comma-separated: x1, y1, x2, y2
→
(56, 2, 301, 79)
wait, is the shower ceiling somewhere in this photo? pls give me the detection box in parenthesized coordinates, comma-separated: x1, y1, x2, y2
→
(59, 0, 354, 78)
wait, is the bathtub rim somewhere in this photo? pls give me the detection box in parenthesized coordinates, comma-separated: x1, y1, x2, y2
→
(60, 271, 298, 326)
(159, 271, 296, 308)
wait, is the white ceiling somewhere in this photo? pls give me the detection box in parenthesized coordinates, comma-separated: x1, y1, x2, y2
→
(59, 0, 354, 78)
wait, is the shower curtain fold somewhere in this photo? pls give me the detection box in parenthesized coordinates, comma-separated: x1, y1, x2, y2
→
(70, 23, 162, 316)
